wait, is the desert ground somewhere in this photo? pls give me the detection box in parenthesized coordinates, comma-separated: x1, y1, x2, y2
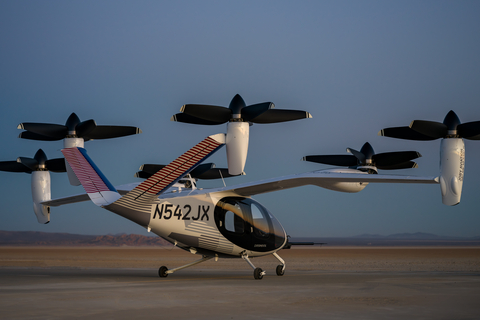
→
(0, 246, 479, 272)
(1, 246, 479, 319)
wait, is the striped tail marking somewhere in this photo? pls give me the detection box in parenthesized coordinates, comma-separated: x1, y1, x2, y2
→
(62, 147, 121, 206)
(134, 134, 224, 198)
(115, 133, 225, 206)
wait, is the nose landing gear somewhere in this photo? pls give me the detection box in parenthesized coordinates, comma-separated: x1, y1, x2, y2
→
(273, 252, 285, 276)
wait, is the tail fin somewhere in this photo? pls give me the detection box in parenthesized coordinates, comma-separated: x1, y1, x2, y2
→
(61, 147, 121, 206)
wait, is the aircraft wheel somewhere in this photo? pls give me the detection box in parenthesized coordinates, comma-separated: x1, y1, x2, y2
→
(276, 265, 285, 276)
(254, 267, 264, 280)
(159, 266, 168, 278)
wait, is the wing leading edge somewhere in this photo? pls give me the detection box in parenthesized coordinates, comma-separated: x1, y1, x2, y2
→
(220, 170, 439, 197)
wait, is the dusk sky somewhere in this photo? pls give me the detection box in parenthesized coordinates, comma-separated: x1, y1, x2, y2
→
(1, 1, 479, 237)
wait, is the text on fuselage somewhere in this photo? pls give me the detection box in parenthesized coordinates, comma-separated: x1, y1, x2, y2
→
(153, 204, 209, 221)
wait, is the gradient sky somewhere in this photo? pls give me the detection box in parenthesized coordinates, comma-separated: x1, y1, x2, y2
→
(1, 1, 479, 237)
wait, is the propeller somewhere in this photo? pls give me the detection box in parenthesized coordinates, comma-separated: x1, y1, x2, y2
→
(303, 142, 421, 173)
(0, 149, 66, 173)
(379, 110, 480, 140)
(171, 94, 312, 175)
(378, 110, 480, 205)
(17, 112, 142, 141)
(171, 94, 312, 125)
(135, 163, 242, 180)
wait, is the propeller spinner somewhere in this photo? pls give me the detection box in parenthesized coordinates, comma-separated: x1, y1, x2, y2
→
(171, 94, 312, 175)
(303, 142, 421, 174)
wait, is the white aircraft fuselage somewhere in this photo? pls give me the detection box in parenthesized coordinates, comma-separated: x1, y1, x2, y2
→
(146, 189, 287, 258)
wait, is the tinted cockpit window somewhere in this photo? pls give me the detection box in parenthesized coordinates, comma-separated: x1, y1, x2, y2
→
(219, 202, 244, 234)
(214, 197, 286, 252)
(223, 203, 244, 234)
(251, 202, 269, 238)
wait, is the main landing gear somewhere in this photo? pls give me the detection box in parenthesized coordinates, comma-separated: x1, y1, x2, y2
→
(157, 251, 286, 280)
(242, 251, 286, 280)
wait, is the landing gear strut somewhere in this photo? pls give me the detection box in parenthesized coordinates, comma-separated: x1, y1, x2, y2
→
(158, 255, 213, 278)
(242, 252, 266, 280)
(273, 252, 285, 276)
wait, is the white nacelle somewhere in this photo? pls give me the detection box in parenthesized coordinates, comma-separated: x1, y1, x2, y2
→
(226, 121, 249, 175)
(64, 137, 84, 186)
(31, 171, 51, 224)
(440, 138, 465, 206)
(317, 168, 369, 193)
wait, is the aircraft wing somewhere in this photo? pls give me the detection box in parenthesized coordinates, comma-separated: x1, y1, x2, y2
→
(220, 170, 439, 197)
(43, 171, 438, 206)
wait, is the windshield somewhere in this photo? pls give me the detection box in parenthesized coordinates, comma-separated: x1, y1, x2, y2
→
(214, 197, 286, 252)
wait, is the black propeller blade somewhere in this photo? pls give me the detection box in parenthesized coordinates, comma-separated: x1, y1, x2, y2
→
(248, 109, 313, 123)
(302, 155, 357, 167)
(170, 113, 223, 125)
(379, 110, 480, 140)
(378, 127, 437, 141)
(18, 113, 142, 141)
(303, 142, 421, 172)
(372, 151, 422, 168)
(136, 163, 241, 180)
(377, 161, 418, 170)
(0, 149, 66, 173)
(458, 121, 480, 140)
(171, 94, 312, 125)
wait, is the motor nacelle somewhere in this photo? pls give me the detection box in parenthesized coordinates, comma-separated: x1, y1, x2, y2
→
(31, 171, 51, 224)
(440, 138, 465, 206)
(316, 168, 369, 193)
(226, 121, 249, 175)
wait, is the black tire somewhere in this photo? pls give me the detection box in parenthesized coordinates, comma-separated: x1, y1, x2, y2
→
(159, 266, 168, 278)
(276, 265, 285, 276)
(254, 267, 263, 280)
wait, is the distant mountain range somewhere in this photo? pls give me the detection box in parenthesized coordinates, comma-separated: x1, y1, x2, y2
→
(0, 231, 170, 246)
(351, 232, 480, 240)
(291, 232, 480, 246)
(1, 230, 479, 247)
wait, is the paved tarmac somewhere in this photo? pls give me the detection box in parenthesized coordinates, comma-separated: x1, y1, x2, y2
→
(1, 267, 479, 320)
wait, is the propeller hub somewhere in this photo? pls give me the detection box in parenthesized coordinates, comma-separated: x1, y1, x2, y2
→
(443, 110, 461, 131)
(65, 113, 81, 131)
(447, 130, 459, 138)
(356, 166, 378, 174)
(228, 94, 247, 116)
(360, 142, 375, 159)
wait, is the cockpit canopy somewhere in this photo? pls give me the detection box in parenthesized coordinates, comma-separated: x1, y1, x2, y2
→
(214, 197, 286, 252)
